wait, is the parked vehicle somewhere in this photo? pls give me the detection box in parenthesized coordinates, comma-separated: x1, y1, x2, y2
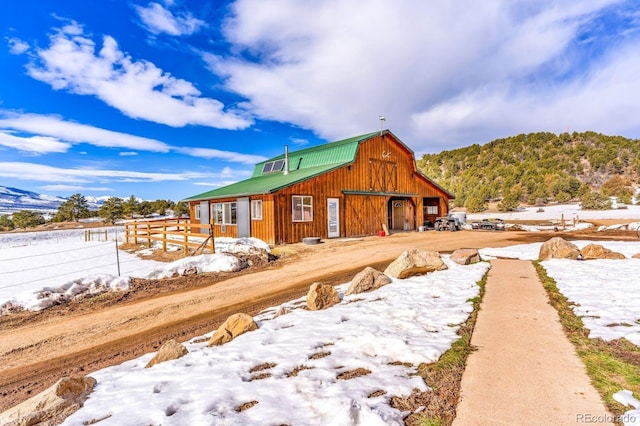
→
(434, 214, 462, 231)
(471, 218, 505, 231)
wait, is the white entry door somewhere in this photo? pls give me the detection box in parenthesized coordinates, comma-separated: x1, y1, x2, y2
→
(327, 198, 340, 238)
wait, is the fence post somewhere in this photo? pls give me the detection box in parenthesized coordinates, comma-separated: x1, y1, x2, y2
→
(146, 223, 151, 248)
(162, 224, 167, 252)
(183, 223, 188, 255)
(214, 223, 216, 254)
(104, 229, 107, 242)
(133, 222, 139, 245)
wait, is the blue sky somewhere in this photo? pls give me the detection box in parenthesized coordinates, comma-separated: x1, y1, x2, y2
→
(1, 0, 639, 201)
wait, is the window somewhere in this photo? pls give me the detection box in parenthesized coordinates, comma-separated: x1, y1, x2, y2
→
(213, 202, 236, 225)
(195, 205, 201, 220)
(426, 205, 438, 215)
(292, 195, 313, 222)
(251, 200, 263, 220)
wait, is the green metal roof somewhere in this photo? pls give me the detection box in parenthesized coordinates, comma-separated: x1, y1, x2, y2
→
(184, 131, 379, 201)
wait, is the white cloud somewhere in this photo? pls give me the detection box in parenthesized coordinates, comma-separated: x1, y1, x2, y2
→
(0, 131, 71, 154)
(206, 0, 638, 151)
(0, 112, 170, 152)
(25, 21, 251, 129)
(0, 162, 210, 183)
(0, 111, 261, 164)
(39, 184, 114, 192)
(7, 37, 29, 55)
(135, 2, 205, 36)
(176, 147, 267, 164)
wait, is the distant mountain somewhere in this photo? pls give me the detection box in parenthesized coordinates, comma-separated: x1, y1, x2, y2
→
(417, 131, 640, 212)
(0, 186, 104, 215)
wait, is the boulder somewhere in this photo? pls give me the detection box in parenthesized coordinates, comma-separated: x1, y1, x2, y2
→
(345, 267, 392, 296)
(580, 244, 626, 260)
(538, 237, 580, 260)
(450, 249, 481, 265)
(306, 283, 340, 310)
(0, 376, 96, 426)
(145, 339, 189, 368)
(383, 249, 447, 279)
(208, 313, 258, 347)
(633, 253, 640, 259)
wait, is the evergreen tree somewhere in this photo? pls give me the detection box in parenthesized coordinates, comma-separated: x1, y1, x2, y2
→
(12, 210, 45, 228)
(98, 197, 124, 224)
(0, 214, 14, 231)
(580, 190, 611, 210)
(123, 195, 138, 218)
(54, 193, 90, 222)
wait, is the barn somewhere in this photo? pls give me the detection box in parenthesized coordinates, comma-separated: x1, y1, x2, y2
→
(183, 130, 454, 245)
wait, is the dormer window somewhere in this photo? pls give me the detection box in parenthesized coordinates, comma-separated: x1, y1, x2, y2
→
(262, 159, 285, 174)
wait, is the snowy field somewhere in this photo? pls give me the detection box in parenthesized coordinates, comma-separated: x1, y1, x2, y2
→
(467, 202, 640, 222)
(63, 257, 489, 425)
(2, 206, 640, 423)
(56, 239, 640, 425)
(0, 227, 269, 313)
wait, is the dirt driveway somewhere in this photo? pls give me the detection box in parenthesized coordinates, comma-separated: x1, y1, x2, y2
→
(0, 228, 634, 411)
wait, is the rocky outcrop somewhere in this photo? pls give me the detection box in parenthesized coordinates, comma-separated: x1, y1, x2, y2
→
(145, 339, 189, 368)
(451, 249, 481, 265)
(306, 283, 340, 310)
(538, 237, 580, 260)
(208, 313, 258, 346)
(383, 249, 447, 279)
(580, 244, 626, 260)
(345, 267, 392, 296)
(0, 376, 96, 426)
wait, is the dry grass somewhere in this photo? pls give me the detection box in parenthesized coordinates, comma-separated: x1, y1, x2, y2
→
(390, 270, 489, 426)
(286, 365, 314, 377)
(249, 362, 277, 373)
(249, 373, 272, 381)
(534, 262, 640, 425)
(309, 351, 331, 360)
(336, 368, 371, 380)
(235, 401, 258, 412)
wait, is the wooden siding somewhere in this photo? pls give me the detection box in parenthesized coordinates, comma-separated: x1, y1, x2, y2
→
(190, 133, 451, 245)
(248, 195, 276, 245)
(273, 133, 451, 243)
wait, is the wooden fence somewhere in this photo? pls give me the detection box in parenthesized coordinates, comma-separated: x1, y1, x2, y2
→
(124, 218, 214, 254)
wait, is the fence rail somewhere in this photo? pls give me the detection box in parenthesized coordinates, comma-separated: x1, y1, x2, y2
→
(124, 219, 214, 254)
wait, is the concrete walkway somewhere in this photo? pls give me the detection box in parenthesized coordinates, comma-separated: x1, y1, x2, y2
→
(454, 259, 613, 426)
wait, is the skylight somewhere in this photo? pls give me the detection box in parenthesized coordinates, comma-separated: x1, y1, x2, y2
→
(262, 159, 285, 174)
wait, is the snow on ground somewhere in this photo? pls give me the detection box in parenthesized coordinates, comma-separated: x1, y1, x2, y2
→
(0, 227, 270, 313)
(63, 258, 489, 426)
(467, 203, 640, 222)
(3, 207, 640, 423)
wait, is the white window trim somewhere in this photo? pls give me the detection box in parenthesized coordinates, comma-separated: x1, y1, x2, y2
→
(251, 200, 263, 220)
(426, 205, 438, 215)
(213, 202, 237, 225)
(195, 205, 201, 220)
(292, 195, 313, 222)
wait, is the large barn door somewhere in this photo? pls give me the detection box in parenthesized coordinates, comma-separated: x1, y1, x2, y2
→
(236, 197, 250, 238)
(345, 195, 387, 237)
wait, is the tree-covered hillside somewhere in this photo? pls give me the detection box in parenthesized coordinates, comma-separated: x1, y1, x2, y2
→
(417, 131, 640, 212)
